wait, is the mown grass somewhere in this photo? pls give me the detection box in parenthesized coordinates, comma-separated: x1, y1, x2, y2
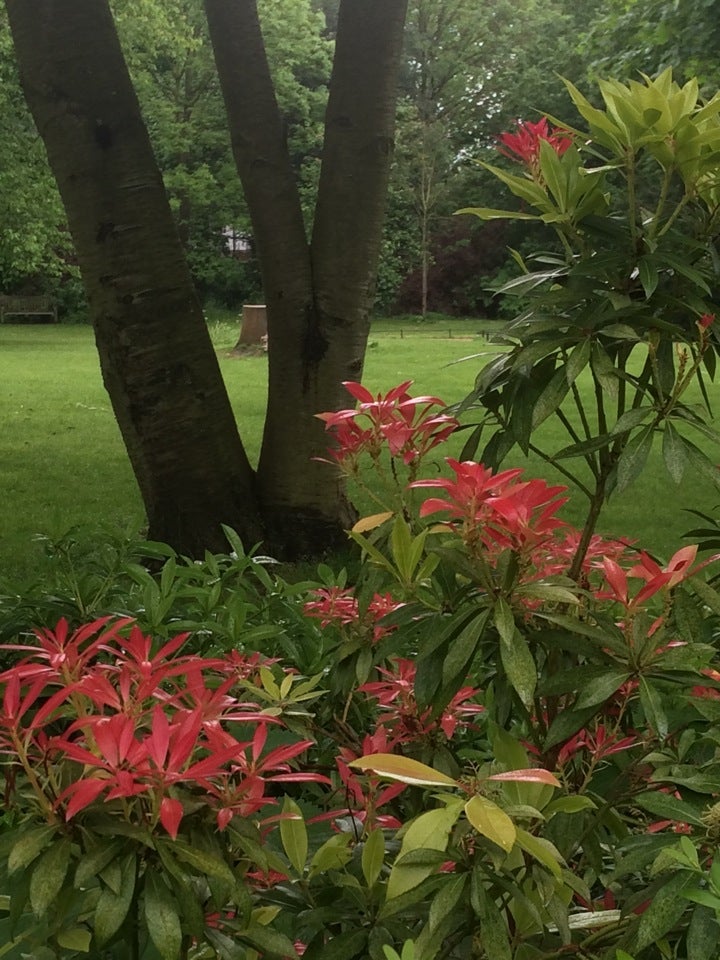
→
(1, 314, 718, 582)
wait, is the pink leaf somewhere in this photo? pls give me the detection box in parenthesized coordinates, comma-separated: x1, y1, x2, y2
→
(487, 768, 560, 787)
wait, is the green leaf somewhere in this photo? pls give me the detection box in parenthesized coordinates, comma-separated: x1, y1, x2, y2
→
(75, 841, 123, 888)
(634, 792, 704, 827)
(7, 826, 55, 875)
(493, 598, 515, 646)
(57, 928, 92, 952)
(361, 829, 385, 888)
(205, 927, 247, 960)
(687, 905, 720, 960)
(532, 369, 571, 430)
(544, 706, 599, 750)
(565, 340, 591, 386)
(538, 138, 569, 211)
(94, 853, 136, 946)
(29, 838, 71, 918)
(303, 928, 368, 960)
(170, 840, 236, 885)
(498, 628, 536, 710)
(280, 797, 307, 876)
(470, 870, 512, 960)
(386, 802, 464, 900)
(464, 795, 516, 852)
(638, 257, 659, 298)
(611, 407, 652, 436)
(662, 422, 688, 484)
(478, 161, 554, 208)
(428, 874, 466, 934)
(239, 922, 299, 959)
(639, 677, 668, 739)
(635, 872, 695, 952)
(591, 342, 619, 398)
(440, 610, 489, 702)
(515, 828, 564, 878)
(457, 206, 540, 221)
(309, 834, 352, 876)
(144, 872, 182, 960)
(350, 754, 457, 787)
(575, 670, 630, 709)
(615, 425, 654, 494)
(544, 796, 597, 817)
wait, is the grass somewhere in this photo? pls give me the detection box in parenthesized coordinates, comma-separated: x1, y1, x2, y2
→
(1, 314, 719, 581)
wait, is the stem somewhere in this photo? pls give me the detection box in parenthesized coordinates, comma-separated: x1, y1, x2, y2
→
(568, 473, 607, 581)
(626, 149, 639, 247)
(533, 441, 593, 499)
(555, 407, 584, 447)
(650, 167, 674, 238)
(569, 376, 595, 444)
(657, 191, 691, 238)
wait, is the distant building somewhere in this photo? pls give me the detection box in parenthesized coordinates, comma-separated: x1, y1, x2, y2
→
(221, 227, 252, 261)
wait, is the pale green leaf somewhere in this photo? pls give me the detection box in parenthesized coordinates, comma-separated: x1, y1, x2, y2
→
(361, 829, 385, 888)
(350, 753, 457, 787)
(280, 797, 307, 877)
(464, 795, 516, 852)
(386, 803, 464, 900)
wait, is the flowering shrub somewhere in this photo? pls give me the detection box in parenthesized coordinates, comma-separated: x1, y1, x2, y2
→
(298, 376, 720, 960)
(0, 617, 327, 959)
(4, 373, 720, 958)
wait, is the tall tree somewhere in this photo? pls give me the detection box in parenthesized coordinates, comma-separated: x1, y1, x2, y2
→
(6, 0, 408, 558)
(5, 0, 263, 556)
(204, 0, 407, 553)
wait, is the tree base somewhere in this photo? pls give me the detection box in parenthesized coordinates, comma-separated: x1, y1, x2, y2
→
(261, 502, 357, 562)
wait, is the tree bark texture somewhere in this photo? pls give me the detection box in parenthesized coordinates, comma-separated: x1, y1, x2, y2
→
(6, 0, 263, 555)
(205, 0, 408, 555)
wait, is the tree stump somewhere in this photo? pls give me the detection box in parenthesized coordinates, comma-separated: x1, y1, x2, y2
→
(235, 304, 267, 348)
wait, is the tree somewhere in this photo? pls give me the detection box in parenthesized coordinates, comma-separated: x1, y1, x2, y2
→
(582, 0, 720, 94)
(6, 0, 408, 559)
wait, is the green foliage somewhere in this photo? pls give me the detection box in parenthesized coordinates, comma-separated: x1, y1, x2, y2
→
(583, 0, 720, 96)
(0, 9, 76, 294)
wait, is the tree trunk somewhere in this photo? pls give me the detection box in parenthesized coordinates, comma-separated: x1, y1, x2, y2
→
(5, 0, 263, 556)
(205, 0, 408, 556)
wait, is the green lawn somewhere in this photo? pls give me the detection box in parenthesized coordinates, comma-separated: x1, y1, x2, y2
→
(1, 317, 718, 581)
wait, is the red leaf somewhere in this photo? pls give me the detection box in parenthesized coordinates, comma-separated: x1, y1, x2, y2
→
(159, 797, 184, 839)
(60, 777, 108, 820)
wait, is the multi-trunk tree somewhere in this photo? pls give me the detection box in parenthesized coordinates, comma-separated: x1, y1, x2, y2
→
(6, 0, 408, 559)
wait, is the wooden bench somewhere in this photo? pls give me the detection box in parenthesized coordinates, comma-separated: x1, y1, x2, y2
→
(0, 295, 58, 323)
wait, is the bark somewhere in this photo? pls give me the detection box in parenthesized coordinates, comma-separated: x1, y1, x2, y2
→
(6, 0, 262, 555)
(205, 0, 408, 555)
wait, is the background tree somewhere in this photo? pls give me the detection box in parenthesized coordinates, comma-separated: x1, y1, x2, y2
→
(388, 0, 594, 316)
(0, 9, 76, 301)
(582, 0, 720, 94)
